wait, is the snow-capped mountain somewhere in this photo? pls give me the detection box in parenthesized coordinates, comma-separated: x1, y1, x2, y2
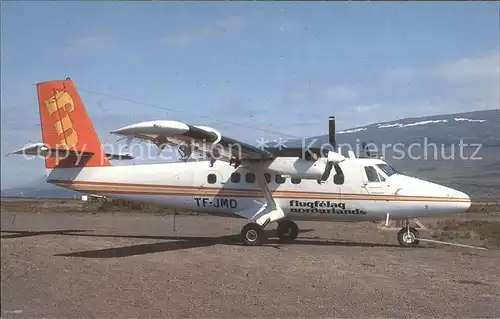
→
(307, 109, 500, 148)
(292, 109, 500, 200)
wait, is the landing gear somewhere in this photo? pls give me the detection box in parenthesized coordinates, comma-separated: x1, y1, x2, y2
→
(241, 222, 266, 246)
(239, 166, 287, 246)
(276, 220, 299, 242)
(240, 220, 299, 246)
(397, 219, 420, 247)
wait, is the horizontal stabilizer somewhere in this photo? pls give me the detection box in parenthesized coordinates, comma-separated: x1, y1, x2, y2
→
(12, 143, 93, 157)
(11, 143, 133, 160)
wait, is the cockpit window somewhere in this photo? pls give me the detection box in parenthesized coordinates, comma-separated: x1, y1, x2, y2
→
(364, 166, 380, 182)
(376, 164, 398, 177)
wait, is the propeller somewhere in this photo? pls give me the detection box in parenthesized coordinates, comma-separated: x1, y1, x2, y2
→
(319, 116, 346, 183)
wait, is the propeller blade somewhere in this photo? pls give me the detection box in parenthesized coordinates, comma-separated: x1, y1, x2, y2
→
(320, 161, 334, 182)
(329, 116, 336, 149)
(320, 150, 346, 181)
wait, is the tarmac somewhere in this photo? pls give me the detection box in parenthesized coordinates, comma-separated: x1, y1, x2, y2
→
(1, 210, 500, 318)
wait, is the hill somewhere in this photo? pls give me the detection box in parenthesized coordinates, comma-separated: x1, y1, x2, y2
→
(1, 176, 79, 199)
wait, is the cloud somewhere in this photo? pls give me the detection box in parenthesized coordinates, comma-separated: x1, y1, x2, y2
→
(161, 15, 251, 47)
(275, 80, 380, 135)
(384, 50, 499, 82)
(276, 49, 499, 136)
(382, 49, 499, 113)
(430, 50, 499, 112)
(285, 83, 358, 105)
(351, 103, 381, 114)
(161, 14, 294, 47)
(383, 67, 416, 82)
(323, 85, 358, 101)
(429, 49, 499, 81)
(63, 35, 114, 56)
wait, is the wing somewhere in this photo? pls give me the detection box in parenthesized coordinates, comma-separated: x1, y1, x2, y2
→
(110, 120, 275, 162)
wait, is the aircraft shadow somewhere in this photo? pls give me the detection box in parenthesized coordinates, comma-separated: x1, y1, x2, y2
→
(1, 228, 432, 258)
(0, 229, 89, 239)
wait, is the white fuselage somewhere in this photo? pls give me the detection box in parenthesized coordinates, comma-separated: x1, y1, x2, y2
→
(47, 157, 471, 222)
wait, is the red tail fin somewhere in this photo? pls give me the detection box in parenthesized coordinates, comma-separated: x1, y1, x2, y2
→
(37, 78, 111, 168)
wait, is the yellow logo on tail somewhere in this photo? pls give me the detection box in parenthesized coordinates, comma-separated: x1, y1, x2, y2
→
(44, 90, 78, 147)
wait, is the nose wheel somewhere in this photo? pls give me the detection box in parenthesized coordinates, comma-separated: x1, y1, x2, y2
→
(397, 219, 420, 247)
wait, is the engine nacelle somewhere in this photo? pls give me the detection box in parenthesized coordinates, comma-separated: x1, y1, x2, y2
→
(111, 120, 190, 136)
(263, 157, 328, 180)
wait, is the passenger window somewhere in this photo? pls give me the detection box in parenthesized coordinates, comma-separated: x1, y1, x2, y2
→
(245, 173, 255, 183)
(291, 178, 301, 184)
(275, 174, 286, 184)
(364, 166, 380, 182)
(230, 172, 240, 183)
(264, 173, 271, 183)
(207, 173, 217, 184)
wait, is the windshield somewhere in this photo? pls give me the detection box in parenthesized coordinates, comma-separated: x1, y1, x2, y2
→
(376, 163, 399, 177)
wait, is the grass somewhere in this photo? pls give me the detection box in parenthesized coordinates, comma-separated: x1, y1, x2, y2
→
(0, 197, 199, 215)
(2, 197, 499, 216)
(2, 197, 500, 248)
(432, 219, 500, 248)
(91, 198, 197, 215)
(468, 201, 500, 214)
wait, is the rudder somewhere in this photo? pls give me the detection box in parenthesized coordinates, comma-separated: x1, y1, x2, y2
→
(37, 78, 111, 168)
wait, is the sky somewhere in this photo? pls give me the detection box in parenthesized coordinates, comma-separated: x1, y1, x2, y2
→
(1, 1, 499, 188)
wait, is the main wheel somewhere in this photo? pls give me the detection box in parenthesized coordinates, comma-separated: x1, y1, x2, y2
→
(276, 220, 299, 242)
(241, 222, 265, 246)
(397, 227, 420, 247)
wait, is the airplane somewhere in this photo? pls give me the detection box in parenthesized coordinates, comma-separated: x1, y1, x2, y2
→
(12, 78, 471, 247)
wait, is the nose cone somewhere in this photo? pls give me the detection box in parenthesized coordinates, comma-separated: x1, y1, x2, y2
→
(391, 175, 472, 214)
(451, 190, 471, 212)
(426, 183, 471, 213)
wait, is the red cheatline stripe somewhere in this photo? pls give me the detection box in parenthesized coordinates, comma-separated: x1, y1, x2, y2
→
(54, 180, 470, 203)
(50, 179, 469, 200)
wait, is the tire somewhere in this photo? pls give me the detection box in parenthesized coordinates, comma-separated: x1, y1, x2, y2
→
(397, 227, 420, 247)
(277, 220, 299, 242)
(241, 222, 265, 246)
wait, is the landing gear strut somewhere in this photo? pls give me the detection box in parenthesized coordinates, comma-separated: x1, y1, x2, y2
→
(397, 219, 420, 247)
(239, 165, 287, 246)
